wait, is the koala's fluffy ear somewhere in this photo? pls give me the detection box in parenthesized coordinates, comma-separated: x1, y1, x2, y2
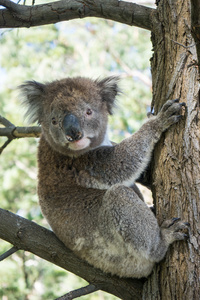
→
(19, 81, 45, 124)
(96, 76, 120, 114)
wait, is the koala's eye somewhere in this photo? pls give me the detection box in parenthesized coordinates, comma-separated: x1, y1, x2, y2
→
(86, 108, 93, 116)
(51, 118, 57, 125)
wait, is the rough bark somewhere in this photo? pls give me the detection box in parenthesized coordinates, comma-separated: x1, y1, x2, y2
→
(0, 0, 154, 31)
(0, 208, 144, 300)
(143, 0, 200, 299)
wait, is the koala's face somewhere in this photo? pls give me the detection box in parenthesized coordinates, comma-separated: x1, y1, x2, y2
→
(20, 76, 120, 157)
(45, 80, 109, 155)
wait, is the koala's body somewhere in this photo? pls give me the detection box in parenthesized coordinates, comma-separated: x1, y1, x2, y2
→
(20, 76, 188, 278)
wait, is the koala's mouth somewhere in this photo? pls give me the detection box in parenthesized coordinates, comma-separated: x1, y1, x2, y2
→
(67, 136, 91, 151)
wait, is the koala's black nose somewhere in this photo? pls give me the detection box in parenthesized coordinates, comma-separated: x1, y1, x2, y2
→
(63, 114, 83, 142)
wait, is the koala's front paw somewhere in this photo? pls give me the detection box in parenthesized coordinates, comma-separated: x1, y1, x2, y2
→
(161, 217, 190, 244)
(158, 99, 186, 131)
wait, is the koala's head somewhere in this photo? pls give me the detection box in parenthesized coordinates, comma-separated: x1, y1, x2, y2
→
(19, 76, 120, 157)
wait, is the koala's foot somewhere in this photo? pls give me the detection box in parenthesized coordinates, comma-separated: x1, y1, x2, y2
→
(158, 99, 186, 131)
(161, 217, 190, 244)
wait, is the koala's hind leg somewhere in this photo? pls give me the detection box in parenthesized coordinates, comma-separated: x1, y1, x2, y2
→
(149, 218, 190, 263)
(100, 185, 161, 253)
(99, 185, 189, 277)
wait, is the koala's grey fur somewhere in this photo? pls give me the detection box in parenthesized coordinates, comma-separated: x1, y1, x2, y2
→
(20, 76, 189, 278)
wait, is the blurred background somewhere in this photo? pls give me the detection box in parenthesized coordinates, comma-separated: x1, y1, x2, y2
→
(0, 1, 154, 299)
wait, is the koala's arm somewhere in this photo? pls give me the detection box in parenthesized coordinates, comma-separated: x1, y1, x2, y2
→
(74, 100, 185, 189)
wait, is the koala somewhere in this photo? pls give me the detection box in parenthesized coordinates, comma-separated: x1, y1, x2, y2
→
(19, 76, 189, 278)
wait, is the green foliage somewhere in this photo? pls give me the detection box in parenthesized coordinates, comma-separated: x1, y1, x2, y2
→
(0, 16, 151, 299)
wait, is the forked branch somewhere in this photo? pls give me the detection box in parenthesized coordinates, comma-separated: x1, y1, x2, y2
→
(0, 115, 41, 154)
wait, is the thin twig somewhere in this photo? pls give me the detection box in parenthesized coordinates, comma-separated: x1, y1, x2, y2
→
(0, 115, 15, 127)
(55, 284, 99, 300)
(0, 138, 13, 154)
(0, 246, 19, 261)
(0, 0, 23, 12)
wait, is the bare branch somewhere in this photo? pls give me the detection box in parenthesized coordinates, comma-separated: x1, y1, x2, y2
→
(0, 138, 13, 154)
(0, 115, 41, 138)
(0, 246, 18, 261)
(0, 126, 41, 138)
(0, 115, 41, 137)
(0, 0, 154, 31)
(0, 115, 15, 128)
(0, 0, 22, 12)
(0, 115, 41, 153)
(55, 284, 99, 300)
(0, 208, 144, 300)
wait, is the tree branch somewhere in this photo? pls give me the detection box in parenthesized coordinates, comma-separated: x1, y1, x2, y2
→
(0, 208, 144, 300)
(0, 0, 23, 12)
(0, 0, 154, 31)
(0, 246, 18, 261)
(0, 115, 41, 138)
(55, 284, 99, 300)
(0, 115, 41, 153)
(0, 126, 41, 138)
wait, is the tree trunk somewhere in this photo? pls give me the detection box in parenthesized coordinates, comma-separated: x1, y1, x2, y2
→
(143, 0, 200, 299)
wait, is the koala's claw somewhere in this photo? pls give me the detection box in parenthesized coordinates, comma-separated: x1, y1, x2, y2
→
(172, 99, 186, 107)
(161, 217, 180, 228)
(184, 222, 190, 227)
(172, 217, 180, 222)
(173, 98, 180, 103)
(157, 99, 186, 131)
(161, 218, 190, 243)
(160, 99, 185, 113)
(183, 233, 189, 239)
